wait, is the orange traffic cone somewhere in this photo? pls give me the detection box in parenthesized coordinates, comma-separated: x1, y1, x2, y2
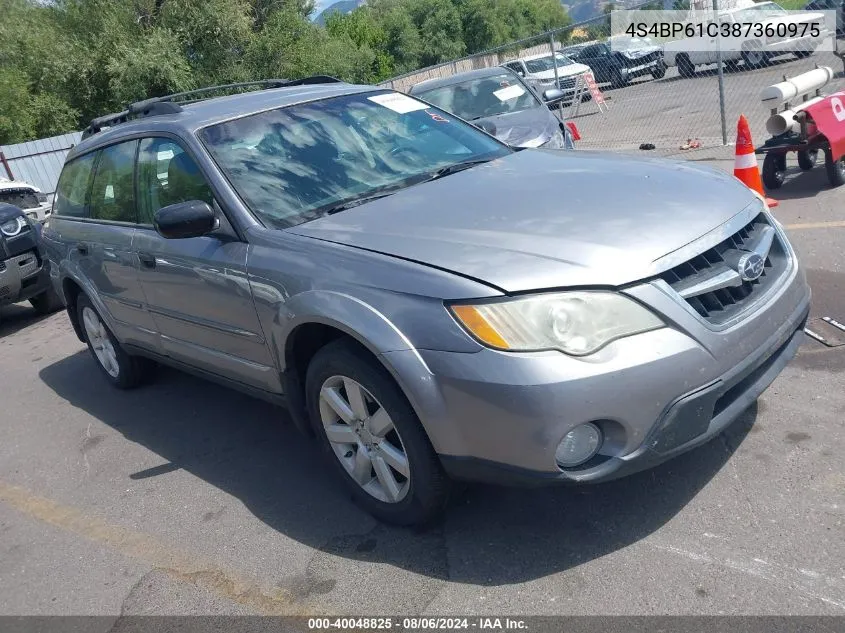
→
(734, 115, 778, 208)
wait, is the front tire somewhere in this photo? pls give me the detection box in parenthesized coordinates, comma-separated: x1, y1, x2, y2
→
(797, 148, 818, 171)
(29, 285, 65, 315)
(651, 60, 666, 79)
(762, 153, 786, 190)
(677, 54, 696, 78)
(305, 339, 450, 526)
(76, 294, 153, 389)
(610, 68, 629, 88)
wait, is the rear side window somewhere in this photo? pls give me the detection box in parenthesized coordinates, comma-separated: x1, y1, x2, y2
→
(89, 140, 138, 223)
(54, 153, 96, 218)
(136, 138, 215, 224)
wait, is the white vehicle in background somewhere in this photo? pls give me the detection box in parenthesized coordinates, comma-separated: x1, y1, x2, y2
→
(501, 52, 593, 103)
(663, 0, 829, 76)
(0, 178, 52, 223)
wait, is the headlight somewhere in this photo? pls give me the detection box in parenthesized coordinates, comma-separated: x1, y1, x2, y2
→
(0, 216, 26, 237)
(450, 291, 664, 356)
(541, 130, 566, 149)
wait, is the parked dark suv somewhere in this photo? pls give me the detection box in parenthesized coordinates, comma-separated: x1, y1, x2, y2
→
(571, 37, 666, 88)
(44, 78, 809, 525)
(0, 202, 64, 318)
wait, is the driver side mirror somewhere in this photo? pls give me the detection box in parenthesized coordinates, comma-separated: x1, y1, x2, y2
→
(543, 88, 565, 102)
(154, 200, 218, 239)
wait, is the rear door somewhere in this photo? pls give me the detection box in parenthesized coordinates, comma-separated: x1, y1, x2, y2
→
(132, 136, 277, 392)
(52, 141, 156, 349)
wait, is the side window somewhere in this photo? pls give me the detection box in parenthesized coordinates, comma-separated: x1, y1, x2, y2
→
(54, 153, 97, 218)
(137, 138, 215, 224)
(89, 140, 138, 223)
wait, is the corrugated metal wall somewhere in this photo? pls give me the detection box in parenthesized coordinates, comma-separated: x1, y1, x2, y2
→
(0, 132, 82, 194)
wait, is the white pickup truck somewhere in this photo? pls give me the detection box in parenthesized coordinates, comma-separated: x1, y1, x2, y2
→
(0, 178, 52, 223)
(663, 0, 829, 76)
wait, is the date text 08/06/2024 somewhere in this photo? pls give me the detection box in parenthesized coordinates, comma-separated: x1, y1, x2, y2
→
(307, 618, 529, 630)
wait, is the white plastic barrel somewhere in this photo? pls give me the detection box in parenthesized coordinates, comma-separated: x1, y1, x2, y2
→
(765, 96, 825, 136)
(760, 67, 834, 105)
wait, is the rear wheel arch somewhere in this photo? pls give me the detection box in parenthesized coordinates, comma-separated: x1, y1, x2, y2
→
(62, 277, 85, 342)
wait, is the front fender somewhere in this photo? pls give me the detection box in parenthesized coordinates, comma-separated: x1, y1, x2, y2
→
(271, 290, 418, 372)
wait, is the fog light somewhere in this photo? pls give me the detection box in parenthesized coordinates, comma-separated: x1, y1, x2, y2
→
(556, 423, 602, 468)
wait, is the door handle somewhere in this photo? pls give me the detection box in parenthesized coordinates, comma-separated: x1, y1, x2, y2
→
(138, 252, 156, 268)
(76, 242, 89, 255)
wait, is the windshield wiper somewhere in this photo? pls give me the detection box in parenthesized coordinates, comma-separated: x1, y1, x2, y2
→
(317, 189, 401, 216)
(423, 158, 497, 182)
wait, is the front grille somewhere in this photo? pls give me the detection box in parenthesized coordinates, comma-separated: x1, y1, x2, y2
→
(558, 77, 576, 91)
(660, 213, 788, 324)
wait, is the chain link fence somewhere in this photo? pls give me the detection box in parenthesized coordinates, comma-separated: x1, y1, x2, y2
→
(378, 4, 845, 161)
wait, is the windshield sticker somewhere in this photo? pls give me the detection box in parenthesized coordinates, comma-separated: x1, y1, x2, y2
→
(368, 93, 429, 114)
(425, 110, 449, 122)
(493, 84, 526, 102)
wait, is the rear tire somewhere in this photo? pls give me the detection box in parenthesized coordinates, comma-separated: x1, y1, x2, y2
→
(742, 43, 768, 69)
(677, 55, 695, 78)
(305, 339, 451, 526)
(76, 293, 154, 389)
(825, 149, 845, 186)
(762, 153, 786, 190)
(29, 285, 65, 315)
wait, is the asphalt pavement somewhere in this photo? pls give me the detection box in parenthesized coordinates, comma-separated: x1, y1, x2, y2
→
(0, 157, 844, 619)
(569, 49, 845, 155)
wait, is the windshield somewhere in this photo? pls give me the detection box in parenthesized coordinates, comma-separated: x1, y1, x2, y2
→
(0, 188, 40, 210)
(523, 53, 575, 73)
(414, 73, 542, 122)
(199, 91, 510, 228)
(734, 2, 788, 20)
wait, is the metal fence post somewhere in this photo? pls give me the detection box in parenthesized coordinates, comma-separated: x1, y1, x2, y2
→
(0, 152, 13, 180)
(714, 0, 728, 145)
(549, 34, 565, 121)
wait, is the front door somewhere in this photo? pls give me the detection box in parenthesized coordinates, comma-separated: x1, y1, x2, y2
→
(132, 137, 278, 392)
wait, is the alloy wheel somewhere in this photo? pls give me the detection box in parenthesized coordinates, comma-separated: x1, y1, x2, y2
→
(82, 306, 120, 378)
(318, 375, 410, 503)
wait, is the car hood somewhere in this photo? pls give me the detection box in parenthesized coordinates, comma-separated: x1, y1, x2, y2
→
(472, 107, 559, 148)
(288, 150, 760, 293)
(530, 64, 590, 80)
(618, 45, 662, 59)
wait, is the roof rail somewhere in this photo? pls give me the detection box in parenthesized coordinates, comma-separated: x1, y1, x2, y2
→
(81, 76, 344, 140)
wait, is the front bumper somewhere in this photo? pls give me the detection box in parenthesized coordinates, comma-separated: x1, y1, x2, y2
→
(382, 227, 811, 486)
(0, 249, 50, 306)
(21, 204, 52, 224)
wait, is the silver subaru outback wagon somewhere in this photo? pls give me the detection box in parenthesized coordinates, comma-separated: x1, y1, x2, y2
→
(43, 77, 810, 525)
